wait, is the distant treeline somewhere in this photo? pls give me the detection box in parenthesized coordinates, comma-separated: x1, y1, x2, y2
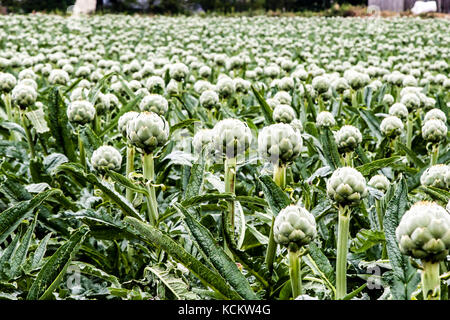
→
(1, 0, 367, 14)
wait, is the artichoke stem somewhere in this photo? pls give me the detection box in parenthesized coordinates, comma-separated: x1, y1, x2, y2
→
(4, 93, 13, 122)
(406, 114, 413, 150)
(143, 153, 158, 225)
(273, 163, 286, 190)
(421, 260, 440, 300)
(337, 94, 344, 120)
(288, 248, 302, 299)
(126, 145, 135, 204)
(20, 110, 35, 159)
(265, 163, 287, 274)
(265, 218, 276, 274)
(93, 114, 101, 135)
(336, 206, 350, 300)
(430, 144, 439, 166)
(375, 200, 387, 259)
(224, 156, 236, 229)
(78, 130, 86, 170)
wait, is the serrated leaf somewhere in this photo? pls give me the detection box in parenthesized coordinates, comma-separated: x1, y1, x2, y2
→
(124, 216, 242, 300)
(251, 85, 273, 124)
(174, 203, 258, 300)
(350, 229, 385, 253)
(383, 178, 420, 300)
(0, 189, 62, 244)
(319, 128, 342, 170)
(31, 233, 52, 270)
(25, 108, 50, 133)
(145, 266, 198, 300)
(26, 226, 89, 300)
(258, 175, 290, 217)
(56, 163, 143, 221)
(46, 88, 76, 162)
(356, 156, 401, 176)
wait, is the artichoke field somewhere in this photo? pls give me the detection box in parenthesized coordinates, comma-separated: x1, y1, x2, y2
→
(0, 14, 449, 301)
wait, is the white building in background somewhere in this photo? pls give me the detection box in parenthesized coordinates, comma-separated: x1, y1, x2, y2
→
(73, 0, 97, 14)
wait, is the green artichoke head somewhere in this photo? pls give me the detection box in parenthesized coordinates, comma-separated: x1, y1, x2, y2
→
(422, 119, 447, 143)
(396, 202, 450, 262)
(258, 123, 302, 165)
(91, 146, 122, 172)
(274, 205, 317, 252)
(335, 125, 362, 152)
(126, 111, 169, 154)
(327, 167, 368, 205)
(139, 94, 169, 115)
(212, 118, 252, 159)
(368, 174, 390, 192)
(273, 104, 296, 124)
(67, 100, 96, 125)
(118, 111, 139, 139)
(420, 164, 449, 189)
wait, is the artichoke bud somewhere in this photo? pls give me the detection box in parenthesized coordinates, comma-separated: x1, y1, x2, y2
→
(139, 94, 169, 116)
(396, 202, 450, 262)
(67, 100, 96, 125)
(118, 111, 139, 139)
(327, 167, 368, 205)
(380, 116, 404, 137)
(368, 174, 390, 192)
(274, 205, 317, 251)
(126, 111, 169, 154)
(420, 164, 449, 189)
(335, 125, 362, 152)
(273, 104, 296, 124)
(91, 146, 122, 172)
(258, 123, 302, 165)
(11, 84, 37, 109)
(212, 118, 251, 159)
(422, 119, 447, 143)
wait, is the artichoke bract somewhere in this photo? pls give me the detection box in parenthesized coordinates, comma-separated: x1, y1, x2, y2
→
(67, 100, 96, 125)
(327, 167, 368, 205)
(273, 104, 296, 124)
(420, 164, 449, 189)
(118, 111, 139, 139)
(335, 125, 362, 152)
(126, 111, 169, 154)
(396, 202, 450, 262)
(91, 146, 122, 172)
(212, 118, 251, 159)
(258, 123, 302, 165)
(274, 205, 317, 252)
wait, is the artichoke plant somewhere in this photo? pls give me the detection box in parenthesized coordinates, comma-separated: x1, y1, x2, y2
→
(327, 167, 367, 299)
(396, 202, 450, 299)
(212, 118, 252, 235)
(118, 111, 139, 202)
(258, 123, 303, 273)
(126, 111, 170, 225)
(258, 123, 302, 166)
(274, 205, 317, 298)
